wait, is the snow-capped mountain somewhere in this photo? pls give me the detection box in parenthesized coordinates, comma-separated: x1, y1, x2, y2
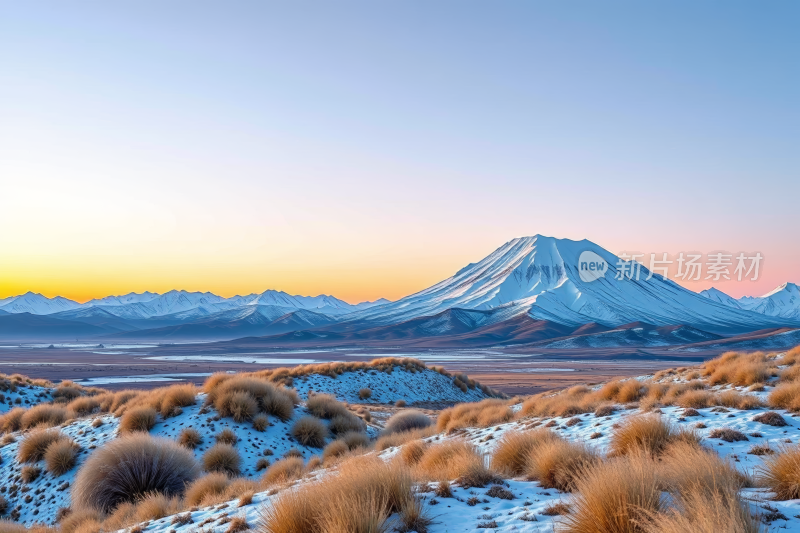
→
(86, 291, 160, 306)
(0, 292, 82, 315)
(344, 235, 794, 335)
(739, 283, 800, 320)
(243, 290, 363, 315)
(699, 287, 743, 309)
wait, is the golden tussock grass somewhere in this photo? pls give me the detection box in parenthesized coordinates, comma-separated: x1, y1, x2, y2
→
(399, 440, 428, 466)
(203, 443, 242, 476)
(262, 457, 306, 487)
(306, 394, 349, 419)
(291, 416, 328, 448)
(608, 415, 700, 458)
(0, 407, 26, 433)
(756, 444, 800, 500)
(58, 510, 103, 533)
(322, 440, 349, 464)
(216, 428, 238, 445)
(525, 437, 599, 492)
(703, 351, 776, 387)
(415, 439, 495, 487)
(375, 426, 436, 450)
(384, 410, 432, 434)
(118, 406, 156, 433)
(437, 399, 513, 433)
(260, 455, 429, 533)
(44, 436, 79, 476)
(20, 403, 72, 429)
(490, 429, 558, 477)
(557, 451, 663, 533)
(768, 382, 800, 411)
(67, 396, 100, 416)
(185, 472, 230, 506)
(18, 428, 68, 463)
(73, 434, 199, 513)
(253, 413, 269, 432)
(178, 427, 202, 449)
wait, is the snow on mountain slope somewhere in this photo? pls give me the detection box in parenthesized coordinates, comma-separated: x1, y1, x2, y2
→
(699, 287, 743, 308)
(87, 291, 160, 306)
(243, 290, 361, 315)
(0, 292, 82, 315)
(343, 235, 794, 335)
(740, 282, 800, 320)
(538, 322, 721, 349)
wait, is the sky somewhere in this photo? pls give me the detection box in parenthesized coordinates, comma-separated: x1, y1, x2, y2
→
(1, 1, 798, 303)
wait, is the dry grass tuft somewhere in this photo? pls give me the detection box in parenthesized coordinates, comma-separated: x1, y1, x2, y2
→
(375, 427, 436, 451)
(608, 415, 698, 457)
(558, 452, 663, 533)
(703, 350, 775, 387)
(253, 413, 269, 432)
(384, 410, 432, 434)
(203, 443, 242, 476)
(0, 407, 26, 433)
(328, 413, 365, 436)
(262, 457, 305, 486)
(185, 472, 230, 506)
(708, 428, 749, 443)
(358, 387, 372, 400)
(18, 429, 67, 463)
(226, 516, 249, 533)
(216, 428, 238, 445)
(753, 411, 789, 427)
(437, 399, 512, 433)
(290, 416, 327, 448)
(757, 444, 800, 500)
(156, 383, 197, 417)
(118, 406, 157, 433)
(178, 427, 202, 449)
(20, 404, 71, 429)
(491, 430, 557, 477)
(72, 434, 199, 513)
(525, 437, 599, 492)
(769, 382, 800, 411)
(306, 393, 349, 420)
(416, 440, 494, 487)
(21, 465, 41, 483)
(399, 440, 428, 466)
(44, 437, 79, 476)
(322, 439, 349, 464)
(260, 455, 429, 533)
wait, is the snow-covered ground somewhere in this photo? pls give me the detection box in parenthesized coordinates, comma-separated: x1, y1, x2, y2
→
(2, 356, 800, 532)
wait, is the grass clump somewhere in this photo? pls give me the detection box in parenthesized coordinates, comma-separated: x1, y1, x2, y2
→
(184, 472, 230, 506)
(72, 434, 199, 513)
(118, 406, 157, 433)
(491, 430, 557, 477)
(416, 440, 495, 488)
(178, 427, 202, 449)
(262, 457, 305, 486)
(216, 428, 238, 445)
(20, 404, 71, 429)
(437, 399, 513, 433)
(253, 413, 269, 432)
(609, 415, 699, 457)
(260, 455, 429, 533)
(291, 416, 327, 448)
(768, 382, 800, 411)
(44, 437, 79, 476)
(384, 410, 432, 434)
(757, 444, 800, 500)
(18, 429, 67, 463)
(203, 443, 241, 476)
(526, 437, 599, 492)
(558, 452, 663, 533)
(358, 387, 372, 400)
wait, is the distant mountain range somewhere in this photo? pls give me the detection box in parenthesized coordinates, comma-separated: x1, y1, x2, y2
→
(1, 236, 799, 348)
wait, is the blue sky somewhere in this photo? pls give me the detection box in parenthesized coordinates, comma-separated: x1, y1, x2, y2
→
(1, 2, 798, 301)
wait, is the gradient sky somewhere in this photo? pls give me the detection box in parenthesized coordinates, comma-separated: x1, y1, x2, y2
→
(1, 2, 798, 303)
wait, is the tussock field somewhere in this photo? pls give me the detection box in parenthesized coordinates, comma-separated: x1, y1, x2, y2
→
(2, 349, 800, 532)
